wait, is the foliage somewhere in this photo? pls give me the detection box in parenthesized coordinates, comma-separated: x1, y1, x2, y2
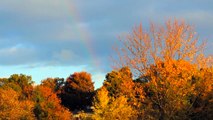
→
(8, 74, 34, 88)
(114, 19, 207, 77)
(141, 60, 196, 119)
(0, 74, 34, 100)
(65, 72, 94, 92)
(41, 77, 64, 93)
(188, 67, 213, 119)
(104, 67, 133, 97)
(33, 85, 72, 120)
(113, 19, 213, 119)
(92, 87, 136, 120)
(103, 67, 144, 117)
(0, 88, 35, 120)
(60, 71, 95, 111)
(138, 60, 213, 119)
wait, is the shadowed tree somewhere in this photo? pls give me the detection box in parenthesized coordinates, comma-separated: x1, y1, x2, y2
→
(103, 67, 145, 118)
(60, 72, 95, 111)
(33, 85, 72, 120)
(188, 67, 213, 119)
(41, 77, 65, 94)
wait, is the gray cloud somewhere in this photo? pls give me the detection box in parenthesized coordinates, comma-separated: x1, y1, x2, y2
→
(0, 0, 212, 72)
(0, 44, 38, 65)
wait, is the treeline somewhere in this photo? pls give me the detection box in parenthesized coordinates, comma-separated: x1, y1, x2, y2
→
(0, 20, 213, 120)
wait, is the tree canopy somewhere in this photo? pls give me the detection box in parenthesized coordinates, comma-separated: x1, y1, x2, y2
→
(113, 20, 211, 77)
(60, 71, 95, 111)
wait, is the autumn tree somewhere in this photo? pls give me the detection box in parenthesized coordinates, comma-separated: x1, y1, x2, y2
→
(141, 60, 197, 119)
(0, 74, 72, 119)
(113, 19, 213, 119)
(41, 77, 65, 93)
(0, 74, 34, 100)
(104, 67, 133, 97)
(114, 19, 208, 77)
(0, 87, 35, 120)
(8, 74, 34, 88)
(92, 87, 136, 120)
(33, 85, 72, 120)
(103, 67, 144, 117)
(139, 60, 213, 119)
(188, 67, 213, 119)
(60, 71, 95, 111)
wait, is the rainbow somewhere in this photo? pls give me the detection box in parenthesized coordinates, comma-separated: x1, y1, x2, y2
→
(66, 1, 102, 73)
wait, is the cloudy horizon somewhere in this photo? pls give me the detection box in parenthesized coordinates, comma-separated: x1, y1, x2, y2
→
(0, 0, 212, 88)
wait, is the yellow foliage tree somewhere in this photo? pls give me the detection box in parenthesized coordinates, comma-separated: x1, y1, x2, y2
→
(92, 87, 136, 120)
(103, 67, 145, 117)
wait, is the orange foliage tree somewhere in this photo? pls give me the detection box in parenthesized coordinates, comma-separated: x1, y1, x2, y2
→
(114, 20, 208, 77)
(41, 77, 65, 94)
(33, 85, 72, 120)
(141, 60, 213, 119)
(143, 60, 198, 119)
(0, 88, 35, 119)
(113, 19, 213, 119)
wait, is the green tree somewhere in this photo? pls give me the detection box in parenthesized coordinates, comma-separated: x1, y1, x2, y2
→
(8, 74, 34, 88)
(103, 67, 145, 118)
(0, 74, 34, 99)
(104, 67, 133, 97)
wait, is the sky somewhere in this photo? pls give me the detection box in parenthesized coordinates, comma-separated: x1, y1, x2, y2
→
(0, 0, 213, 89)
